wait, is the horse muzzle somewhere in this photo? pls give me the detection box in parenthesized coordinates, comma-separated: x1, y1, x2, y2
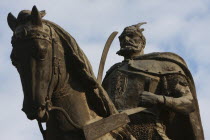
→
(22, 107, 48, 122)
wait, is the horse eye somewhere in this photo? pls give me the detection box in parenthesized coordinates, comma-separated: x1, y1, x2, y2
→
(31, 46, 37, 56)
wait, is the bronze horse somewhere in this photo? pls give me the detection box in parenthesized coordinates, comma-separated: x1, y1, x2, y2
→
(7, 6, 133, 140)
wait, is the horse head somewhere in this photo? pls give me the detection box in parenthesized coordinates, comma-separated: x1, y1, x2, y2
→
(7, 6, 60, 121)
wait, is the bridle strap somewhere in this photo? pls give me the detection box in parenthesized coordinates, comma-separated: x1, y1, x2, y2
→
(37, 24, 55, 140)
(38, 121, 46, 140)
(37, 24, 81, 140)
(48, 106, 82, 129)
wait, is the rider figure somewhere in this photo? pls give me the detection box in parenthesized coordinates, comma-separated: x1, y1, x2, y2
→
(102, 23, 203, 140)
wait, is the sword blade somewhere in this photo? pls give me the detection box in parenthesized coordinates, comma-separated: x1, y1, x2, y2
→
(97, 31, 118, 83)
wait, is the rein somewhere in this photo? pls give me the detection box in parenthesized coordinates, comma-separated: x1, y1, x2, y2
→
(36, 24, 82, 140)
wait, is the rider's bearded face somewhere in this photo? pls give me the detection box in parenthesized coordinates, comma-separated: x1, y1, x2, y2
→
(117, 32, 144, 57)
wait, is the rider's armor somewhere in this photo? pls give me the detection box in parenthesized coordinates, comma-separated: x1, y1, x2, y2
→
(103, 52, 203, 140)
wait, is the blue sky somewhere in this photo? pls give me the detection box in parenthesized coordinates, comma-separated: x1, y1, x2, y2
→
(0, 0, 210, 139)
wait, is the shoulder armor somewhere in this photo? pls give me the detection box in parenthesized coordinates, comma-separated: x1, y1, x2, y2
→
(136, 52, 188, 67)
(103, 62, 122, 81)
(128, 59, 185, 76)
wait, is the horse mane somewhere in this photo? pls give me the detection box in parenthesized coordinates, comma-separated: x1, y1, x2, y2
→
(42, 20, 117, 117)
(43, 20, 97, 88)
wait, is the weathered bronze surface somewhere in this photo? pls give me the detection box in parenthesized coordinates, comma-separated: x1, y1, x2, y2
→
(7, 6, 135, 140)
(102, 23, 204, 140)
(7, 5, 204, 140)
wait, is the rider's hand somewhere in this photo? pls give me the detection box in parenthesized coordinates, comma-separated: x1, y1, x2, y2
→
(138, 91, 164, 107)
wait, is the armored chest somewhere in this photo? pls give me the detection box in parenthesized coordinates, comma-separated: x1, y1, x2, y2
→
(103, 62, 160, 111)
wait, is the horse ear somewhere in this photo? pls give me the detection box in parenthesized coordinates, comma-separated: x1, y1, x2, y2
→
(40, 10, 46, 18)
(31, 5, 42, 26)
(7, 13, 17, 31)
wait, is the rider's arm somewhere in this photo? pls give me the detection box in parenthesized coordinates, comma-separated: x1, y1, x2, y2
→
(158, 74, 195, 114)
(158, 83, 195, 114)
(140, 74, 195, 114)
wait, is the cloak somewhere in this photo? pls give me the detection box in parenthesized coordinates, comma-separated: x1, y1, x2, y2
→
(103, 52, 204, 140)
(132, 52, 204, 140)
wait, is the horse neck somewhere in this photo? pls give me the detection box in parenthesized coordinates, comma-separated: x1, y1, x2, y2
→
(47, 38, 102, 135)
